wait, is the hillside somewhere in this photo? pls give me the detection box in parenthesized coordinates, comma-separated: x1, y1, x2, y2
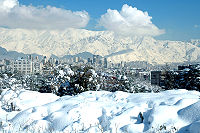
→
(0, 28, 199, 64)
(0, 46, 43, 59)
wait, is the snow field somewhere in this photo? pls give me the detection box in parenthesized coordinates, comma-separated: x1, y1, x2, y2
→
(1, 89, 200, 132)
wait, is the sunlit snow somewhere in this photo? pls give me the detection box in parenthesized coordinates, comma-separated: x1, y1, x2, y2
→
(1, 89, 200, 133)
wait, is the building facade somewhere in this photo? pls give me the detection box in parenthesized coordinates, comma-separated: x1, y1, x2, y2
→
(12, 57, 42, 75)
(151, 71, 166, 87)
(12, 59, 33, 75)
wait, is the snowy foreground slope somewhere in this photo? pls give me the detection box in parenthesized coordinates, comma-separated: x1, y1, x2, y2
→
(1, 89, 200, 133)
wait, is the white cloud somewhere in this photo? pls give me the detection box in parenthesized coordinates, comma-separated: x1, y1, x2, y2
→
(194, 25, 200, 28)
(99, 4, 165, 37)
(0, 0, 89, 29)
(0, 0, 18, 12)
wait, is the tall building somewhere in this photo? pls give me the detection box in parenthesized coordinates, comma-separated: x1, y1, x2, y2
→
(92, 55, 101, 66)
(34, 61, 42, 74)
(151, 71, 166, 87)
(87, 58, 92, 65)
(42, 56, 47, 64)
(0, 60, 6, 72)
(12, 58, 34, 75)
(12, 57, 42, 75)
(74, 57, 80, 63)
(104, 58, 108, 68)
(27, 55, 33, 61)
(93, 55, 96, 64)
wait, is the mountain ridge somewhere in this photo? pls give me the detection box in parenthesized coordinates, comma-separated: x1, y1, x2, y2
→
(0, 46, 43, 60)
(0, 28, 199, 64)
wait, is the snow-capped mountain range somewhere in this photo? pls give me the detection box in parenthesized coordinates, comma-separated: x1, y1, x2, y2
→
(0, 28, 199, 64)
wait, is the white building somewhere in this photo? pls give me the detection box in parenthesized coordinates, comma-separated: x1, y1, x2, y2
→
(12, 58, 42, 75)
(33, 60, 43, 74)
(0, 60, 6, 72)
(0, 59, 11, 72)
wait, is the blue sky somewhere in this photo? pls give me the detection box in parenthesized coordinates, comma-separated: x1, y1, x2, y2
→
(4, 0, 200, 41)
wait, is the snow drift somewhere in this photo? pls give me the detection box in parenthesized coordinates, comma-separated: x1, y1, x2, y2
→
(1, 89, 200, 132)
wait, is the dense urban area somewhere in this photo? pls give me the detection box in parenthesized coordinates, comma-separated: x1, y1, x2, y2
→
(0, 55, 199, 96)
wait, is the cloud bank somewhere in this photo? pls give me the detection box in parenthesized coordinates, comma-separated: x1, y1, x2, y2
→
(0, 0, 89, 29)
(99, 4, 165, 37)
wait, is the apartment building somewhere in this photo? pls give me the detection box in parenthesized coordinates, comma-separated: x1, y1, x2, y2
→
(12, 57, 42, 75)
(12, 58, 33, 75)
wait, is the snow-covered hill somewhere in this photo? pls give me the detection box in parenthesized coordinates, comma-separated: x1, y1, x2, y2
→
(1, 89, 200, 133)
(0, 28, 200, 64)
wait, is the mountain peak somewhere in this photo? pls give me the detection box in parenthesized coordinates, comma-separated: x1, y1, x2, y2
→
(0, 28, 199, 64)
